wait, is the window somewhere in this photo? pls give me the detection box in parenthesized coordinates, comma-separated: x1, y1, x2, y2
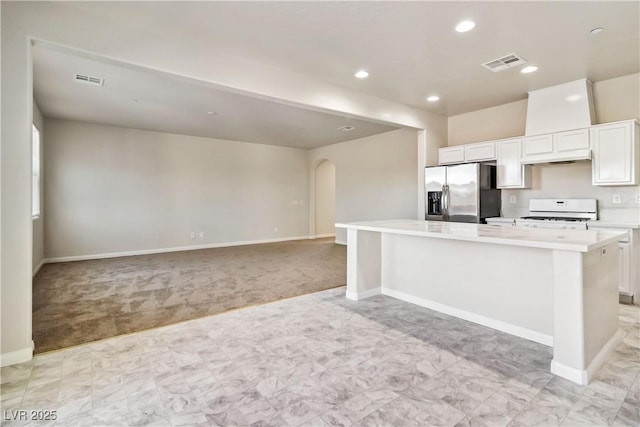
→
(32, 124, 41, 218)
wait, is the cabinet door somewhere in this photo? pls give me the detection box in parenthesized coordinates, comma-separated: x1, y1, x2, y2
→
(465, 142, 496, 162)
(592, 121, 638, 186)
(496, 138, 531, 188)
(523, 134, 553, 156)
(439, 146, 465, 165)
(619, 242, 631, 294)
(554, 128, 589, 152)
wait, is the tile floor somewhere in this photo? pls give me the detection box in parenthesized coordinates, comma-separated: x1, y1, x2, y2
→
(1, 287, 639, 426)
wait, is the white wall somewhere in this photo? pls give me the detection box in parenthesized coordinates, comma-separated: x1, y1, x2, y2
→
(44, 119, 310, 259)
(309, 128, 419, 243)
(32, 102, 45, 274)
(314, 160, 336, 237)
(448, 99, 528, 146)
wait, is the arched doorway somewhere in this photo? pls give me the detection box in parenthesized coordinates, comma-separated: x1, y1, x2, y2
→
(314, 159, 336, 238)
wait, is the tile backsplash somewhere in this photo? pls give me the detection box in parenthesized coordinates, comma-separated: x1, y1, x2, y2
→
(500, 161, 640, 221)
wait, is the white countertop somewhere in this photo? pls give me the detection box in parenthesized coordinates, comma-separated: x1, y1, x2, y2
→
(588, 220, 640, 229)
(486, 217, 640, 230)
(335, 219, 627, 252)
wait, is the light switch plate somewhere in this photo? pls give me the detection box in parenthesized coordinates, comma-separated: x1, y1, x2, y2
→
(612, 194, 621, 204)
(509, 195, 516, 204)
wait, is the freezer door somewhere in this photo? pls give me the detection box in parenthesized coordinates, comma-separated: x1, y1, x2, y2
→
(447, 163, 480, 223)
(425, 166, 446, 221)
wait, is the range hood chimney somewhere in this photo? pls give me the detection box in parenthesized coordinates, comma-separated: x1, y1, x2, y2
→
(525, 78, 595, 135)
(523, 79, 595, 164)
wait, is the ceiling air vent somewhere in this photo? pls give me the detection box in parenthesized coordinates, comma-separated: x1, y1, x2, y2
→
(74, 74, 104, 86)
(482, 53, 527, 72)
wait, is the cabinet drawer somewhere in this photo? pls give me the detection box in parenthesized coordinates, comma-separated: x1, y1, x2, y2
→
(465, 142, 496, 161)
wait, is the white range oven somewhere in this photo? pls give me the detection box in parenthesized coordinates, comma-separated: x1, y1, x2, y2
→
(516, 198, 597, 230)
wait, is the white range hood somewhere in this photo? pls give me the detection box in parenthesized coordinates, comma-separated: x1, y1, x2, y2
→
(522, 79, 595, 164)
(520, 148, 591, 165)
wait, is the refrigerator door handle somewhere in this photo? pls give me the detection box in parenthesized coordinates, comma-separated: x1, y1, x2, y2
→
(442, 184, 449, 219)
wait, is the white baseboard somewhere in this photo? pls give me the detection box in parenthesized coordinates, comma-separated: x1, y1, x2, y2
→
(550, 360, 587, 385)
(381, 287, 554, 346)
(314, 233, 336, 239)
(335, 239, 347, 246)
(32, 260, 45, 277)
(44, 235, 313, 263)
(346, 287, 381, 301)
(551, 339, 625, 385)
(1, 341, 34, 367)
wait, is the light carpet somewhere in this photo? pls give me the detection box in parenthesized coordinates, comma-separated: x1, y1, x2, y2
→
(33, 238, 346, 353)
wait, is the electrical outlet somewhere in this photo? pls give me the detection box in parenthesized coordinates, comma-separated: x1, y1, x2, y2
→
(292, 200, 298, 206)
(198, 231, 204, 238)
(273, 227, 278, 233)
(509, 195, 516, 204)
(190, 232, 196, 239)
(298, 200, 304, 206)
(612, 194, 621, 204)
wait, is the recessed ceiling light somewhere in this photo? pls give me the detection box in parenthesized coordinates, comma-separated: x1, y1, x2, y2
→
(354, 70, 369, 79)
(590, 27, 604, 35)
(455, 20, 475, 33)
(338, 125, 355, 132)
(426, 95, 440, 102)
(207, 111, 218, 115)
(130, 98, 139, 103)
(521, 65, 538, 74)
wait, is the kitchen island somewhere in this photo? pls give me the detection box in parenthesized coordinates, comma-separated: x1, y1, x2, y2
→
(335, 219, 627, 385)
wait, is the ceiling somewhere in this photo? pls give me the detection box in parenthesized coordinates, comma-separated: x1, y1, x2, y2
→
(32, 45, 399, 149)
(34, 1, 639, 148)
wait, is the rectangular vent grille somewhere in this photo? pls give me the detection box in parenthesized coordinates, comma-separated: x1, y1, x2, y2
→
(482, 53, 527, 72)
(74, 74, 104, 86)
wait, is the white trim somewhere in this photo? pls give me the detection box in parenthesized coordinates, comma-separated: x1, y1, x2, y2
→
(32, 259, 45, 277)
(335, 239, 347, 246)
(381, 287, 554, 346)
(314, 233, 336, 239)
(346, 288, 381, 301)
(43, 236, 312, 263)
(1, 341, 34, 367)
(550, 360, 587, 385)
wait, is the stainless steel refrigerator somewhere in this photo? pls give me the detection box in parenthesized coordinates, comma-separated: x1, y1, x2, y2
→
(425, 163, 501, 223)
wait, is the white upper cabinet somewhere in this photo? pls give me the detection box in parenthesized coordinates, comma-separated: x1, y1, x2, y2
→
(464, 141, 496, 162)
(496, 138, 531, 189)
(591, 120, 639, 186)
(438, 146, 465, 165)
(439, 141, 496, 165)
(521, 128, 590, 164)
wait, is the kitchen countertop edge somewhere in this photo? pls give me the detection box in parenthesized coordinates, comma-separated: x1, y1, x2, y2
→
(336, 219, 626, 252)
